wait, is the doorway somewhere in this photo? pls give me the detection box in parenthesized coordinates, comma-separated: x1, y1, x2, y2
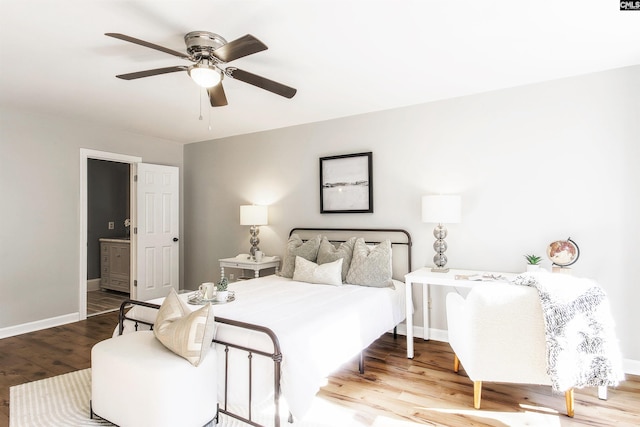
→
(87, 158, 131, 316)
(79, 149, 141, 320)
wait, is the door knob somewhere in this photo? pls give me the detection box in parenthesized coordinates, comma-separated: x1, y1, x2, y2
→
(173, 237, 179, 242)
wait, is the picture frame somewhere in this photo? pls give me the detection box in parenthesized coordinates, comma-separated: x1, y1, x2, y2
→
(319, 152, 373, 214)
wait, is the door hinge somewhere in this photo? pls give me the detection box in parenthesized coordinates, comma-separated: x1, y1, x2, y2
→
(134, 227, 137, 234)
(134, 280, 138, 287)
(134, 174, 138, 182)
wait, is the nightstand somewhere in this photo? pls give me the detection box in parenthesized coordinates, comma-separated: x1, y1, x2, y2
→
(219, 256, 281, 280)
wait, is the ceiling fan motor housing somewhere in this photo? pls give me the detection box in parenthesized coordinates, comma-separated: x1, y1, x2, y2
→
(185, 31, 227, 61)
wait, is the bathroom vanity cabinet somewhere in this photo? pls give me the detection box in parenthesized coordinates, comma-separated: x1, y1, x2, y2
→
(99, 238, 130, 293)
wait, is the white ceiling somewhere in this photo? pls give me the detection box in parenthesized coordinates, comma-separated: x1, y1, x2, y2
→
(1, 1, 639, 144)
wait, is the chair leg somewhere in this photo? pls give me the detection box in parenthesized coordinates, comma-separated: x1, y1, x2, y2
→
(473, 381, 482, 409)
(565, 388, 574, 417)
(453, 354, 460, 373)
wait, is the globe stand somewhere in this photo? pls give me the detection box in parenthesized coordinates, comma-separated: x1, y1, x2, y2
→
(552, 265, 573, 275)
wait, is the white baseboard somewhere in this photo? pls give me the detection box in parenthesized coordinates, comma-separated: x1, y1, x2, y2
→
(623, 359, 640, 376)
(395, 324, 639, 376)
(87, 278, 101, 292)
(0, 312, 79, 339)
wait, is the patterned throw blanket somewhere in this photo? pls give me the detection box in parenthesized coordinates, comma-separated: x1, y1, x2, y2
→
(513, 272, 624, 392)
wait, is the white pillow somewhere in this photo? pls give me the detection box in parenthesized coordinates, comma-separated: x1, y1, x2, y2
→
(153, 288, 216, 366)
(293, 256, 343, 286)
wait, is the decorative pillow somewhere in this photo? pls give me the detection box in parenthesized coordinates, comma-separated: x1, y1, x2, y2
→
(317, 236, 356, 283)
(293, 256, 343, 286)
(346, 238, 393, 288)
(153, 288, 216, 366)
(278, 234, 322, 278)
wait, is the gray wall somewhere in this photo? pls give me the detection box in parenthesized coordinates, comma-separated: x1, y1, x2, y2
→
(0, 108, 183, 328)
(184, 65, 640, 364)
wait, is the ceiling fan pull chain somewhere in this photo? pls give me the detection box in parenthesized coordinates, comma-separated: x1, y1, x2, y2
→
(208, 103, 212, 131)
(198, 89, 204, 121)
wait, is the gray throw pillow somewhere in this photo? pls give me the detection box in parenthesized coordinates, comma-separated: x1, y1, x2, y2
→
(278, 234, 322, 278)
(317, 236, 356, 283)
(346, 238, 393, 288)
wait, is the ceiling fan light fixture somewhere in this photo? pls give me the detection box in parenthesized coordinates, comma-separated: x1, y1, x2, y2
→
(189, 65, 221, 88)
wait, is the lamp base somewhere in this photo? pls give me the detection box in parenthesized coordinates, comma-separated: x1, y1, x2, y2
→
(249, 225, 260, 258)
(431, 267, 450, 273)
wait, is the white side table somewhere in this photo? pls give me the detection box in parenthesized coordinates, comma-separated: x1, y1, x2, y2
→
(219, 256, 281, 280)
(404, 267, 516, 359)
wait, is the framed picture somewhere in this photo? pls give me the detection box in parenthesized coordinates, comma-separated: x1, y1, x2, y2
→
(319, 152, 373, 213)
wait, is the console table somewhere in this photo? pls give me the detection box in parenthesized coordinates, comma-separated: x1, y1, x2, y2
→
(404, 267, 516, 359)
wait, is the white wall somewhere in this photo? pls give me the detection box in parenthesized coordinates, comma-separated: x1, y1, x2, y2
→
(184, 65, 640, 365)
(0, 108, 183, 329)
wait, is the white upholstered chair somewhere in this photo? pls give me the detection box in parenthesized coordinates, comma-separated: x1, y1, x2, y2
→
(446, 282, 575, 417)
(91, 331, 218, 427)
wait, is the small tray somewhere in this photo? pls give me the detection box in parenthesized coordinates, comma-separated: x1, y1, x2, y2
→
(187, 291, 235, 305)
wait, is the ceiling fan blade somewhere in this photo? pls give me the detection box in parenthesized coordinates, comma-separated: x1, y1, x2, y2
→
(105, 33, 191, 60)
(212, 34, 268, 63)
(115, 66, 188, 80)
(207, 83, 228, 107)
(226, 68, 296, 99)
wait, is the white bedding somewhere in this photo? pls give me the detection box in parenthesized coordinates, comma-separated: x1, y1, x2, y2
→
(119, 275, 406, 420)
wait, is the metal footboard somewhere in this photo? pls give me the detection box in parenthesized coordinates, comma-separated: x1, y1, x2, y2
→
(117, 300, 283, 427)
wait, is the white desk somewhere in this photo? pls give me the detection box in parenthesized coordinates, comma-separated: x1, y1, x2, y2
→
(404, 267, 516, 359)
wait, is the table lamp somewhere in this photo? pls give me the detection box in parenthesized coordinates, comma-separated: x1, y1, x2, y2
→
(421, 195, 461, 272)
(240, 205, 268, 258)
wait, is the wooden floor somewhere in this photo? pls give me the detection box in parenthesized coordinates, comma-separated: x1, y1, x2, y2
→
(86, 289, 130, 316)
(1, 312, 638, 427)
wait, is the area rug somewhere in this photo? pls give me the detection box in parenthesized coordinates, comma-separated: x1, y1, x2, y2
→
(9, 369, 375, 427)
(10, 369, 111, 426)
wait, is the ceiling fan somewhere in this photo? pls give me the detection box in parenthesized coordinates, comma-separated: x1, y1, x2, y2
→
(105, 31, 297, 107)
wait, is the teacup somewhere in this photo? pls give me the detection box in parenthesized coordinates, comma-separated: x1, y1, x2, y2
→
(199, 282, 215, 300)
(254, 250, 264, 262)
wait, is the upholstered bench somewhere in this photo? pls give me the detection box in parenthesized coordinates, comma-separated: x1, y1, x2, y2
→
(91, 329, 217, 426)
(92, 288, 218, 426)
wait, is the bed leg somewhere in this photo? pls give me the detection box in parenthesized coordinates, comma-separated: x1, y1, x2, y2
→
(394, 326, 397, 339)
(288, 412, 294, 423)
(359, 351, 365, 374)
(89, 400, 94, 419)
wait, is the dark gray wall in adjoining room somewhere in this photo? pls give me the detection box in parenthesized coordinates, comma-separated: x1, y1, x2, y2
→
(87, 159, 130, 280)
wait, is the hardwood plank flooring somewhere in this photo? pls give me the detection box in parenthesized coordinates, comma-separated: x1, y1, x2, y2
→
(87, 289, 130, 316)
(0, 312, 119, 426)
(1, 314, 638, 426)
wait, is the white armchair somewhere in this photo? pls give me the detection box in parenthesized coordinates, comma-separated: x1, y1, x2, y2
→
(446, 282, 575, 417)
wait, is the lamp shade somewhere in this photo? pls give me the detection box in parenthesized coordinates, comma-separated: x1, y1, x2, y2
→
(188, 65, 222, 88)
(240, 205, 268, 226)
(422, 195, 461, 224)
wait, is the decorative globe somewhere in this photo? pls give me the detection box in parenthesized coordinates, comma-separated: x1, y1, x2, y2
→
(546, 238, 580, 267)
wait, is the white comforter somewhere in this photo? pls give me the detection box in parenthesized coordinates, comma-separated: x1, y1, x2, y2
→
(120, 275, 406, 420)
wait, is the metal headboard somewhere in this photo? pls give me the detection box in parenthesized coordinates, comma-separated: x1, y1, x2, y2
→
(289, 227, 412, 281)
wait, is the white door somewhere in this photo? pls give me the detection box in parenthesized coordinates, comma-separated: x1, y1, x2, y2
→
(135, 163, 180, 301)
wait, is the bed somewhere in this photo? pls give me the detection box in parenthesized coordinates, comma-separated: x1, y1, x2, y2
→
(116, 227, 412, 426)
